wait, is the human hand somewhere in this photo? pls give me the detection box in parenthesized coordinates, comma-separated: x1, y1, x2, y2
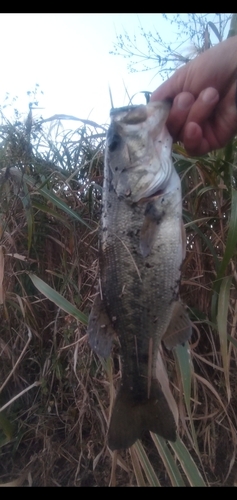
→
(151, 36, 237, 155)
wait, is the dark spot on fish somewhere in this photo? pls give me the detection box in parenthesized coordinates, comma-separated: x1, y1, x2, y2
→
(102, 227, 107, 232)
(144, 203, 154, 216)
(145, 262, 152, 268)
(107, 130, 121, 152)
(115, 166, 118, 171)
(157, 211, 165, 223)
(144, 202, 165, 226)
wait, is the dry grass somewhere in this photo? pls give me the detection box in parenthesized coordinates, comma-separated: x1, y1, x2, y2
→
(0, 107, 237, 486)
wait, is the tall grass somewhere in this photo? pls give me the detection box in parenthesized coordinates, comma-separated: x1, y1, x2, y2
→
(0, 95, 237, 486)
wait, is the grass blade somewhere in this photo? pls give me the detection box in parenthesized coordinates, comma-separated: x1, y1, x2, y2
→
(217, 186, 237, 279)
(129, 446, 146, 486)
(9, 167, 92, 230)
(38, 186, 92, 230)
(174, 343, 200, 457)
(21, 180, 34, 253)
(132, 440, 161, 486)
(183, 210, 219, 269)
(29, 273, 88, 325)
(169, 436, 206, 486)
(0, 245, 4, 304)
(32, 201, 71, 228)
(217, 275, 233, 401)
(0, 413, 14, 442)
(150, 434, 185, 486)
(227, 334, 237, 350)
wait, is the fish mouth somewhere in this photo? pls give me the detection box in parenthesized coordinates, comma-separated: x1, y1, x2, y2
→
(110, 99, 173, 116)
(110, 104, 147, 125)
(110, 105, 138, 115)
(110, 99, 173, 125)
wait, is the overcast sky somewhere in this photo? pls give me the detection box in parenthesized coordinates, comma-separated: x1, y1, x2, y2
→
(0, 14, 230, 125)
(0, 14, 178, 124)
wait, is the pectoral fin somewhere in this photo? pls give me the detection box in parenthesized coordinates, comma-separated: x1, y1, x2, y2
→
(162, 301, 192, 350)
(88, 291, 115, 358)
(140, 217, 157, 257)
(140, 200, 164, 257)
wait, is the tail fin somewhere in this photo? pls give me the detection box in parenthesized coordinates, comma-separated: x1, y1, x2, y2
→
(108, 379, 176, 451)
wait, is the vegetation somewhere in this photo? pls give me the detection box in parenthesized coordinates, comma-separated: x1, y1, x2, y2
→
(111, 14, 232, 79)
(1, 14, 237, 486)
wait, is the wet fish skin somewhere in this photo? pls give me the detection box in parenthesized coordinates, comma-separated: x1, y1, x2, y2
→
(101, 168, 183, 449)
(88, 101, 192, 450)
(106, 101, 174, 203)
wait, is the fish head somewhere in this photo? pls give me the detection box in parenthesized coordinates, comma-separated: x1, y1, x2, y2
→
(105, 100, 173, 203)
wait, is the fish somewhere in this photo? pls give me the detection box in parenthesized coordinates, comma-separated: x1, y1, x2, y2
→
(88, 100, 192, 450)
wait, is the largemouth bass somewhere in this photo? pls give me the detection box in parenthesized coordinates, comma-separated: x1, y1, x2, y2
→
(88, 100, 192, 450)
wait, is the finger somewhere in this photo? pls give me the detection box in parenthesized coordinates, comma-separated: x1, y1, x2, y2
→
(182, 122, 211, 156)
(184, 83, 237, 154)
(212, 81, 237, 147)
(180, 87, 220, 155)
(165, 92, 195, 140)
(184, 87, 219, 127)
(151, 36, 237, 104)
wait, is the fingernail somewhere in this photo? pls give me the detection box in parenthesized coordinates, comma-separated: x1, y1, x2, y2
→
(202, 87, 219, 103)
(177, 93, 194, 110)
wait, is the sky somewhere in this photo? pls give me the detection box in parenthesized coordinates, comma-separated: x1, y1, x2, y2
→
(0, 14, 175, 125)
(0, 14, 231, 127)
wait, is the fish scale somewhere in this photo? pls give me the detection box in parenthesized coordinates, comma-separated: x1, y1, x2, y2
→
(101, 174, 182, 380)
(88, 100, 192, 450)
